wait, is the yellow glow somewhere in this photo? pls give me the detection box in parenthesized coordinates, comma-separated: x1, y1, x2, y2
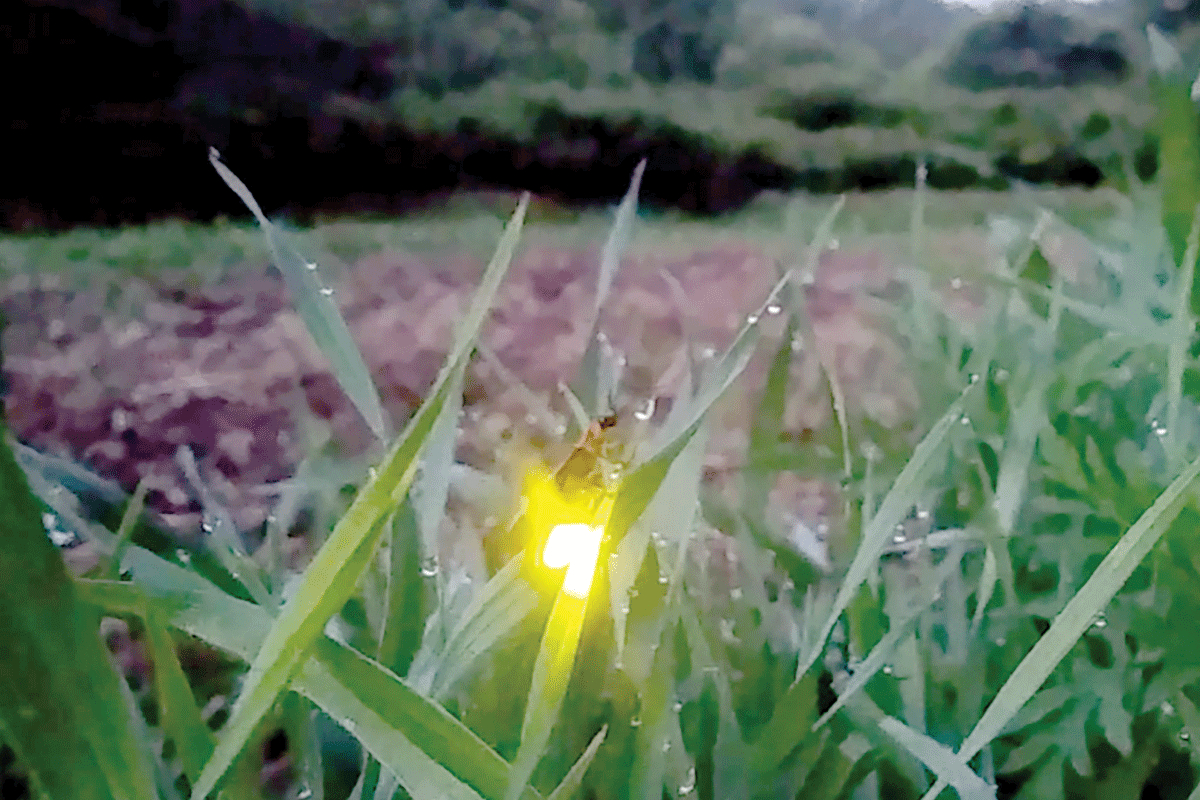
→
(543, 523, 604, 598)
(519, 463, 616, 600)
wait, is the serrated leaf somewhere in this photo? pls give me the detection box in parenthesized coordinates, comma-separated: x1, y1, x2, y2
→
(921, 452, 1200, 800)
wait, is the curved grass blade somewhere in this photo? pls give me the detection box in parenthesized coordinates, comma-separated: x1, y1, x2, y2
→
(1165, 204, 1200, 470)
(504, 533, 606, 800)
(876, 716, 994, 800)
(102, 547, 543, 800)
(546, 725, 607, 800)
(795, 382, 974, 683)
(0, 427, 157, 800)
(209, 148, 388, 441)
(425, 565, 540, 700)
(189, 194, 530, 800)
(920, 452, 1200, 800)
(177, 445, 272, 606)
(576, 159, 647, 415)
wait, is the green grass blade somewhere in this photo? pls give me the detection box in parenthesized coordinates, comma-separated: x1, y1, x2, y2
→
(505, 578, 601, 800)
(177, 444, 273, 606)
(576, 159, 646, 414)
(877, 716, 994, 800)
(546, 725, 607, 800)
(650, 272, 791, 454)
(629, 622, 676, 800)
(189, 195, 529, 800)
(0, 427, 157, 800)
(921, 452, 1200, 800)
(815, 553, 960, 729)
(425, 555, 541, 699)
(1166, 205, 1200, 469)
(377, 499, 427, 678)
(110, 546, 540, 800)
(208, 148, 388, 441)
(597, 158, 646, 317)
(795, 383, 973, 683)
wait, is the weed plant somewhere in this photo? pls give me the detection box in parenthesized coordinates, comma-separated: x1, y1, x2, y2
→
(11, 46, 1200, 800)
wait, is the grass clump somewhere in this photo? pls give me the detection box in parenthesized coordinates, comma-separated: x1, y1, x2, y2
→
(10, 67, 1200, 800)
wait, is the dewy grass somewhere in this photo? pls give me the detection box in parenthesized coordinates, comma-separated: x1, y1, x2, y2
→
(15, 56, 1200, 796)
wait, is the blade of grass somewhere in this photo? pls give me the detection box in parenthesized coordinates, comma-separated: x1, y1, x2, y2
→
(814, 552, 961, 729)
(0, 424, 158, 800)
(576, 160, 646, 415)
(504, 559, 603, 800)
(188, 194, 529, 800)
(546, 725, 607, 800)
(795, 383, 974, 683)
(104, 478, 148, 580)
(425, 554, 541, 699)
(177, 445, 272, 607)
(209, 148, 389, 441)
(920, 452, 1200, 800)
(1166, 204, 1200, 470)
(876, 715, 994, 800)
(95, 547, 543, 800)
(377, 499, 426, 678)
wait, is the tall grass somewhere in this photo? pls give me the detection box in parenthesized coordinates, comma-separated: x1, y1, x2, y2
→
(8, 62, 1200, 799)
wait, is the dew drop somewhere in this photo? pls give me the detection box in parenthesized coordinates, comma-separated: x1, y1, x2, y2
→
(367, 466, 378, 480)
(319, 286, 334, 297)
(730, 587, 743, 600)
(790, 335, 804, 352)
(672, 700, 683, 712)
(304, 261, 318, 271)
(679, 767, 697, 796)
(630, 717, 642, 727)
(746, 313, 760, 325)
(176, 548, 192, 565)
(420, 557, 439, 577)
(969, 373, 979, 384)
(960, 415, 971, 426)
(1182, 730, 1191, 742)
(882, 665, 893, 675)
(634, 397, 656, 421)
(951, 277, 963, 290)
(658, 573, 669, 584)
(661, 739, 671, 753)
(1092, 613, 1108, 629)
(701, 346, 716, 359)
(916, 508, 930, 520)
(766, 303, 782, 315)
(297, 787, 313, 800)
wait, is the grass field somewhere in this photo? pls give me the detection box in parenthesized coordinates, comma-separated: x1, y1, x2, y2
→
(5, 135, 1200, 800)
